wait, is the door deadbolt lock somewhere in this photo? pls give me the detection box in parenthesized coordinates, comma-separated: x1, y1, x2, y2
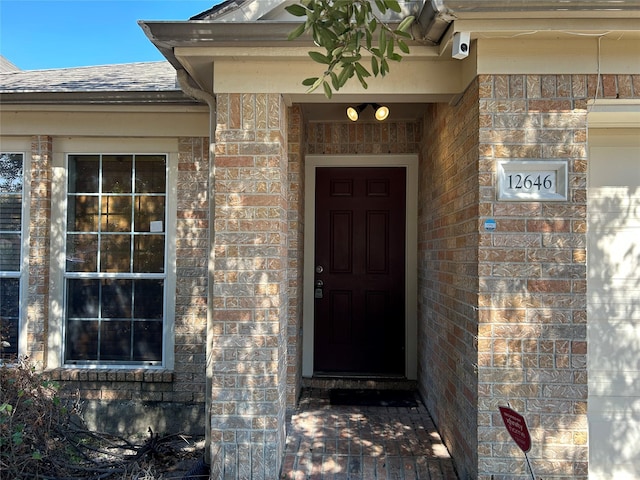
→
(314, 279, 324, 299)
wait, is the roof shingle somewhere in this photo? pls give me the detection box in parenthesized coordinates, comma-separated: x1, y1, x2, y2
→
(0, 61, 179, 93)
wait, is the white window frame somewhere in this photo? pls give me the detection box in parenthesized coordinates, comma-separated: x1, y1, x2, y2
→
(0, 139, 31, 361)
(48, 138, 177, 369)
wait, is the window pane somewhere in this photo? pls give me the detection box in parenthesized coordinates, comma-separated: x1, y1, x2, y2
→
(66, 234, 98, 272)
(0, 278, 19, 359)
(0, 233, 21, 271)
(66, 320, 98, 360)
(102, 155, 132, 193)
(68, 156, 99, 193)
(65, 153, 167, 365)
(100, 234, 131, 273)
(0, 153, 23, 193)
(67, 279, 100, 318)
(134, 196, 165, 232)
(100, 321, 131, 361)
(134, 279, 164, 319)
(133, 235, 164, 273)
(102, 279, 132, 319)
(133, 321, 162, 361)
(67, 196, 99, 232)
(135, 155, 166, 193)
(101, 196, 132, 232)
(0, 195, 22, 230)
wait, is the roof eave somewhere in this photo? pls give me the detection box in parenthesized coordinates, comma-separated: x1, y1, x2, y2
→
(0, 90, 201, 105)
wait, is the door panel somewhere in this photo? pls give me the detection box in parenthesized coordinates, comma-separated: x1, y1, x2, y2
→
(314, 167, 406, 375)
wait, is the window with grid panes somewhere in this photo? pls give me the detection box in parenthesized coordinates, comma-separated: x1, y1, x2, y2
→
(65, 154, 167, 364)
(0, 153, 23, 360)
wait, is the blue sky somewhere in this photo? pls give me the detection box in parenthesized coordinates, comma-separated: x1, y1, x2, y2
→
(1, 1, 219, 70)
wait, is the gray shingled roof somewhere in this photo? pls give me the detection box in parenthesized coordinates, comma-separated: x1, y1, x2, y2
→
(0, 61, 179, 93)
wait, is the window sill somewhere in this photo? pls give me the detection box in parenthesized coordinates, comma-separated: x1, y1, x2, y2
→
(46, 368, 174, 383)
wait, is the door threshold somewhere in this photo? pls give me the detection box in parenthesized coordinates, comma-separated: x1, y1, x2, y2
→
(302, 375, 416, 391)
(313, 372, 406, 379)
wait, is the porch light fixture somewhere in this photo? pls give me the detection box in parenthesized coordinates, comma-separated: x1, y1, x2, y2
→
(346, 103, 389, 122)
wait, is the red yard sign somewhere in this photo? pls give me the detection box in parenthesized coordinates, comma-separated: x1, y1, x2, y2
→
(499, 406, 532, 453)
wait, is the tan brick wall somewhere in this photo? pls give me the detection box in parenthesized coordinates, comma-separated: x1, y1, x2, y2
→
(27, 135, 52, 365)
(306, 121, 420, 154)
(287, 105, 304, 410)
(210, 93, 289, 478)
(476, 74, 639, 480)
(419, 83, 481, 480)
(175, 137, 210, 404)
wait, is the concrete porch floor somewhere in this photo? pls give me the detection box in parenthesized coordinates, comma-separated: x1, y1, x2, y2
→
(280, 388, 459, 479)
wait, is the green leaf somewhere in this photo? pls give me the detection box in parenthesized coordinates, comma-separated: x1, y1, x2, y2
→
(387, 37, 394, 57)
(394, 29, 412, 39)
(397, 39, 410, 54)
(337, 64, 354, 87)
(384, 0, 402, 13)
(379, 29, 387, 53)
(368, 18, 378, 33)
(341, 54, 362, 63)
(374, 0, 386, 13)
(355, 69, 369, 89)
(32, 451, 43, 461)
(389, 52, 403, 62)
(306, 76, 324, 93)
(288, 23, 307, 40)
(397, 15, 414, 33)
(354, 62, 371, 78)
(322, 80, 333, 98)
(285, 4, 308, 17)
(308, 51, 332, 65)
(371, 56, 379, 76)
(330, 71, 339, 90)
(381, 58, 389, 76)
(302, 77, 320, 86)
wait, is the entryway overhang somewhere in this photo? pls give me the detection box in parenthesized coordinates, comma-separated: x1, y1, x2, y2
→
(140, 1, 640, 121)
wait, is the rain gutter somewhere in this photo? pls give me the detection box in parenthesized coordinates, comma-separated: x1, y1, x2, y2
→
(417, 0, 640, 44)
(140, 0, 640, 65)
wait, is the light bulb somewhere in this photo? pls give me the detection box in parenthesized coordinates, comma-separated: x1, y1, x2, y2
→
(346, 106, 359, 122)
(374, 105, 389, 121)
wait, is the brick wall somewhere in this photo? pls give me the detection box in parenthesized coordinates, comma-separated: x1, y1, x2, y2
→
(287, 105, 304, 410)
(306, 121, 420, 154)
(210, 93, 289, 478)
(174, 137, 210, 404)
(476, 74, 639, 479)
(419, 83, 481, 480)
(419, 74, 639, 479)
(27, 135, 52, 365)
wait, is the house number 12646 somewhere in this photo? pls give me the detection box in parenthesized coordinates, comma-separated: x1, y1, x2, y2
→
(497, 160, 568, 201)
(507, 173, 554, 191)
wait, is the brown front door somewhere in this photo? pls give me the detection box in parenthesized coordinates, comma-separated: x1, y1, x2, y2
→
(314, 167, 406, 375)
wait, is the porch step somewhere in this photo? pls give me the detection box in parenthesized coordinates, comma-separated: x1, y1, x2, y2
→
(302, 376, 417, 391)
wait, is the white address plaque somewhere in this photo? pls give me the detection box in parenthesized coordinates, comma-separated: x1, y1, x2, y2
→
(497, 160, 568, 201)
